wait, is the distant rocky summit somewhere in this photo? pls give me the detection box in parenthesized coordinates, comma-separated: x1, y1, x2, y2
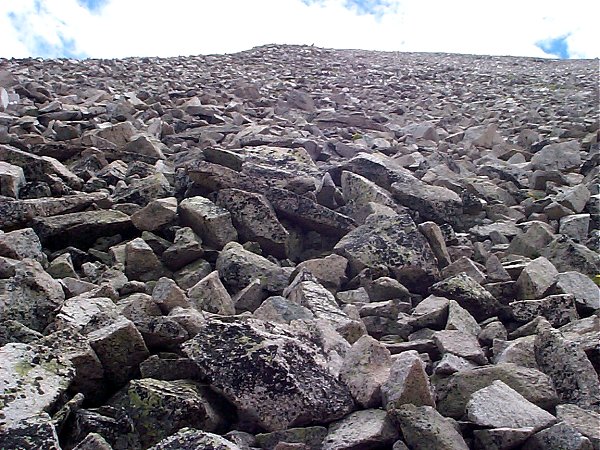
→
(0, 44, 598, 449)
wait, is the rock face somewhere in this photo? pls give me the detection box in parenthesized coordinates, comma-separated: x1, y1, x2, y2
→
(182, 317, 355, 431)
(0, 45, 597, 449)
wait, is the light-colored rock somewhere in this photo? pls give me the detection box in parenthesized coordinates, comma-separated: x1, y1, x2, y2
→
(0, 258, 65, 332)
(0, 161, 25, 198)
(339, 335, 391, 408)
(392, 404, 469, 450)
(522, 421, 593, 450)
(516, 256, 558, 300)
(131, 197, 177, 231)
(125, 237, 169, 281)
(293, 254, 348, 293)
(287, 280, 366, 343)
(0, 227, 45, 263)
(188, 270, 235, 315)
(148, 428, 241, 450)
(556, 404, 600, 449)
(466, 380, 556, 431)
(434, 329, 487, 364)
(152, 277, 191, 313)
(179, 196, 238, 249)
(87, 317, 150, 386)
(322, 409, 399, 450)
(535, 321, 600, 411)
(418, 221, 452, 268)
(0, 343, 74, 428)
(554, 271, 600, 312)
(381, 350, 435, 409)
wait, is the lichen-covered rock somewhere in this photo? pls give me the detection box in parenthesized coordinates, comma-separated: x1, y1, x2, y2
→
(179, 195, 238, 249)
(0, 258, 65, 332)
(522, 421, 593, 450)
(182, 317, 355, 431)
(216, 241, 290, 294)
(0, 160, 26, 198)
(534, 321, 600, 412)
(0, 343, 74, 428)
(511, 294, 578, 327)
(265, 186, 356, 238)
(0, 228, 45, 263)
(108, 378, 227, 448)
(334, 212, 439, 292)
(429, 272, 504, 322)
(216, 188, 290, 258)
(0, 413, 62, 450)
(556, 404, 600, 449)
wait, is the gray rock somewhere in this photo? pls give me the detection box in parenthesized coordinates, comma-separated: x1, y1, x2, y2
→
(391, 404, 469, 450)
(125, 237, 169, 282)
(535, 322, 600, 411)
(339, 170, 399, 223)
(87, 316, 150, 386)
(253, 295, 315, 324)
(322, 409, 399, 450)
(334, 212, 439, 292)
(466, 380, 556, 430)
(161, 227, 204, 271)
(0, 343, 74, 428)
(473, 427, 535, 450)
(147, 428, 241, 450)
(542, 235, 600, 276)
(339, 335, 391, 408)
(516, 256, 558, 300)
(182, 317, 355, 431)
(72, 432, 114, 450)
(265, 186, 356, 238)
(131, 197, 177, 231)
(556, 404, 600, 450)
(287, 279, 366, 343)
(216, 242, 290, 294)
(435, 363, 559, 419)
(531, 140, 582, 172)
(188, 270, 235, 315)
(554, 183, 591, 213)
(216, 188, 289, 258)
(0, 161, 25, 198)
(554, 271, 600, 313)
(179, 195, 238, 249)
(511, 294, 578, 327)
(446, 300, 481, 336)
(32, 209, 134, 248)
(522, 421, 593, 450)
(152, 277, 191, 314)
(0, 258, 65, 332)
(381, 349, 435, 409)
(433, 329, 487, 364)
(0, 413, 62, 450)
(430, 272, 504, 322)
(256, 426, 328, 450)
(0, 227, 45, 263)
(108, 378, 227, 448)
(560, 213, 591, 243)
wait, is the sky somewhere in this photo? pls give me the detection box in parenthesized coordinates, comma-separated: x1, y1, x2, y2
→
(0, 0, 598, 60)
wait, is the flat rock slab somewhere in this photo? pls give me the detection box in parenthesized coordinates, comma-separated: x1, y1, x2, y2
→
(466, 380, 556, 431)
(182, 317, 355, 431)
(148, 428, 241, 450)
(32, 209, 134, 248)
(0, 343, 74, 428)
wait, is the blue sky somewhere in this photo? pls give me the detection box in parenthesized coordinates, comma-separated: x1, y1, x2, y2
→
(0, 0, 597, 60)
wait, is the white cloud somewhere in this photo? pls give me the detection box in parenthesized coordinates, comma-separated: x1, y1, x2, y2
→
(0, 0, 598, 59)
